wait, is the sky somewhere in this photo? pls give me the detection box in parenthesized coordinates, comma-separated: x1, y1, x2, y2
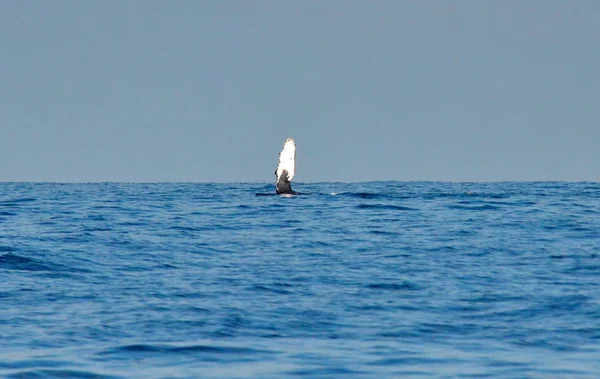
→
(1, 1, 599, 182)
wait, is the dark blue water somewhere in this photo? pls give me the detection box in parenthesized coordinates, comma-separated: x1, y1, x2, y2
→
(1, 182, 599, 378)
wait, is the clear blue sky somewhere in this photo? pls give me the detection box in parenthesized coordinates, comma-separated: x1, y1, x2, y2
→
(1, 1, 598, 182)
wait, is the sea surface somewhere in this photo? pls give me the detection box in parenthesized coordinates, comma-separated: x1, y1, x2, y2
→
(1, 182, 599, 378)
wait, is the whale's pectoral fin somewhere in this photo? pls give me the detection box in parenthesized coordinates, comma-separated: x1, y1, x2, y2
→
(274, 137, 296, 194)
(276, 169, 295, 194)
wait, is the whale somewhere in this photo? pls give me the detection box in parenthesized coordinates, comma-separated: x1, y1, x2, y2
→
(255, 137, 300, 196)
(275, 137, 297, 194)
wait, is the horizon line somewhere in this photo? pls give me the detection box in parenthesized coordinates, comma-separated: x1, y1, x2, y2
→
(0, 180, 597, 184)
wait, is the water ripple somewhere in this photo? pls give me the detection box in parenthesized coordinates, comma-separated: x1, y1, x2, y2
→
(1, 182, 599, 378)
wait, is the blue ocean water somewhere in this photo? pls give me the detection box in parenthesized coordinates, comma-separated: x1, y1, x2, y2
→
(1, 182, 599, 378)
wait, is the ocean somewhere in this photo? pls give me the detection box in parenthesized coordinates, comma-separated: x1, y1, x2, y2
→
(1, 181, 599, 378)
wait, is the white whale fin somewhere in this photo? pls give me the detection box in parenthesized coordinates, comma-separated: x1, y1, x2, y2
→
(275, 138, 296, 194)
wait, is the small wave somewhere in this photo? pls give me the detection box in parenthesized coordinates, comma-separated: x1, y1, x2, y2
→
(250, 283, 294, 295)
(339, 192, 412, 200)
(367, 356, 446, 367)
(0, 253, 56, 272)
(446, 203, 501, 211)
(356, 204, 416, 211)
(101, 342, 273, 357)
(5, 369, 120, 378)
(286, 367, 368, 376)
(422, 192, 512, 200)
(365, 281, 420, 291)
(348, 192, 385, 199)
(0, 358, 70, 371)
(0, 245, 15, 253)
(0, 251, 90, 276)
(368, 229, 397, 236)
(0, 197, 37, 207)
(170, 225, 213, 233)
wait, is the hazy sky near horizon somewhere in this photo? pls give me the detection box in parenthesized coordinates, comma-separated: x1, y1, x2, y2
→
(1, 1, 599, 182)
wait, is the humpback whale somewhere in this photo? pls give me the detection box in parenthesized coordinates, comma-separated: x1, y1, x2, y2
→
(275, 138, 297, 194)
